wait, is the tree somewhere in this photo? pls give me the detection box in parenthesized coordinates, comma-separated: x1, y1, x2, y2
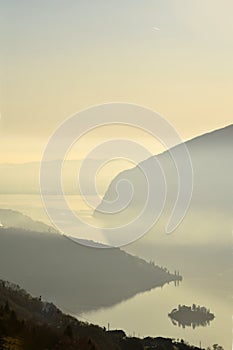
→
(212, 345, 224, 350)
(4, 301, 10, 313)
(0, 335, 4, 350)
(63, 325, 73, 339)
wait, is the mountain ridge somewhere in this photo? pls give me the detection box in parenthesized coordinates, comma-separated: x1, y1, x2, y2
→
(0, 225, 181, 314)
(94, 123, 233, 247)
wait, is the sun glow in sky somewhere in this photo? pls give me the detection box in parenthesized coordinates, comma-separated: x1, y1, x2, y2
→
(0, 0, 233, 162)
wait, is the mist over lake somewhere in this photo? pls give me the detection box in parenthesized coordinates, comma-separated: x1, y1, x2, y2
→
(0, 190, 231, 349)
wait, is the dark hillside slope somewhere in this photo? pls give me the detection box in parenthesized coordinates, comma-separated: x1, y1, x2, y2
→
(0, 228, 180, 313)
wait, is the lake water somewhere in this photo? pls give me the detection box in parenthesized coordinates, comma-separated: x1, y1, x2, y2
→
(0, 194, 231, 349)
(79, 267, 231, 349)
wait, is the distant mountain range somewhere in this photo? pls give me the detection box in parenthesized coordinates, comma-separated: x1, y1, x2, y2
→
(0, 159, 125, 195)
(95, 124, 233, 247)
(1, 125, 232, 203)
(0, 209, 57, 233)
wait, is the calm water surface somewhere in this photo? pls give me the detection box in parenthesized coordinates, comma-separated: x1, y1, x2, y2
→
(0, 195, 231, 349)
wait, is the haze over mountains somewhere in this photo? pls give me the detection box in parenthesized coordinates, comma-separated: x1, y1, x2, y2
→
(1, 125, 232, 227)
(0, 209, 57, 233)
(0, 124, 232, 266)
(89, 124, 232, 349)
(95, 124, 233, 247)
(0, 215, 180, 314)
(0, 159, 131, 196)
(0, 125, 231, 349)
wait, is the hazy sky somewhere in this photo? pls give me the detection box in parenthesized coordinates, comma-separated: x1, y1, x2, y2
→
(0, 0, 233, 162)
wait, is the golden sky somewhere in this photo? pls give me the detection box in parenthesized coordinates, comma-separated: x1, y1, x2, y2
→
(1, 0, 233, 162)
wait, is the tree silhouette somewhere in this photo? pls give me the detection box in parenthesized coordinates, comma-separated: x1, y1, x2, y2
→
(64, 325, 73, 339)
(4, 301, 9, 314)
(212, 345, 224, 350)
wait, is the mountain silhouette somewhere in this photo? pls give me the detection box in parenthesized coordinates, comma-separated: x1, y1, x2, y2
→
(94, 124, 233, 247)
(0, 222, 181, 314)
(0, 209, 57, 233)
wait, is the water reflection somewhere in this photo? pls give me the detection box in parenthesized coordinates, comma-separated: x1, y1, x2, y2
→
(168, 304, 215, 329)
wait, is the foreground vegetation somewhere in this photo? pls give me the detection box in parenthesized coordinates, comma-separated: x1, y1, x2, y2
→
(0, 280, 223, 350)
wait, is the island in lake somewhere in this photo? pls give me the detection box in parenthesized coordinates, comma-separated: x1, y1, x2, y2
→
(0, 280, 214, 350)
(168, 304, 215, 329)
